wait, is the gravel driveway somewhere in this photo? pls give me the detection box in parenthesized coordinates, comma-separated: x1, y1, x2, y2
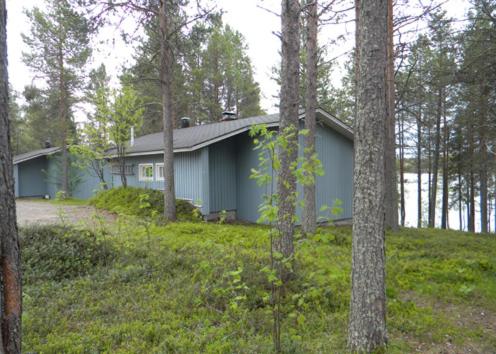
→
(16, 199, 115, 227)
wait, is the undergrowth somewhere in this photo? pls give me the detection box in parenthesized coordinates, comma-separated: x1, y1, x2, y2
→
(89, 186, 199, 221)
(21, 222, 496, 353)
(20, 225, 115, 284)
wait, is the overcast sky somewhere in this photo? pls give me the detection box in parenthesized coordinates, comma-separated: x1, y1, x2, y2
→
(6, 0, 470, 113)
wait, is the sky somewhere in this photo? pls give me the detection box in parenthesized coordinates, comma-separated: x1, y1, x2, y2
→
(6, 0, 471, 114)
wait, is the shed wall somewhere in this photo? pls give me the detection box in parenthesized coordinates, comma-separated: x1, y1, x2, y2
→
(17, 157, 47, 197)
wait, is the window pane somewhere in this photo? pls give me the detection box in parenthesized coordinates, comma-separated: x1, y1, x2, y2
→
(145, 166, 152, 177)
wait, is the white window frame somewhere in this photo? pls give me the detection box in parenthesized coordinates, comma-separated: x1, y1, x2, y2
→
(155, 162, 164, 181)
(138, 163, 154, 182)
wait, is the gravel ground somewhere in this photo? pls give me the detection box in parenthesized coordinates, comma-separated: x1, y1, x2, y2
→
(16, 199, 115, 227)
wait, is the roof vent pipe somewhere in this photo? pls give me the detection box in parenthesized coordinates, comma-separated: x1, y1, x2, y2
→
(130, 126, 135, 147)
(221, 111, 237, 121)
(180, 117, 191, 128)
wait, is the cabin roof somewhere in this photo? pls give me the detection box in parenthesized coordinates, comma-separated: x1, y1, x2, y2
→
(13, 147, 61, 165)
(118, 108, 353, 157)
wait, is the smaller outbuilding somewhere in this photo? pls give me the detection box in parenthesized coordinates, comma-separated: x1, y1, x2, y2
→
(13, 147, 61, 198)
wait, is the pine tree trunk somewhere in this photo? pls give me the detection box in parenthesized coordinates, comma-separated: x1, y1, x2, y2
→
(428, 87, 443, 227)
(416, 106, 422, 228)
(468, 119, 475, 233)
(441, 102, 449, 229)
(58, 47, 69, 196)
(302, 0, 318, 235)
(159, 0, 177, 221)
(458, 171, 463, 231)
(384, 0, 398, 230)
(0, 2, 22, 350)
(348, 0, 388, 351)
(276, 0, 300, 267)
(398, 112, 405, 226)
(479, 85, 489, 233)
(427, 125, 432, 224)
(469, 170, 475, 232)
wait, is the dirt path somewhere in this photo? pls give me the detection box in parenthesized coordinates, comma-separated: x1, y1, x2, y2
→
(16, 200, 115, 227)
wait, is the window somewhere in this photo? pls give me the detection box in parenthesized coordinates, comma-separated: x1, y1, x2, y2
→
(111, 164, 134, 176)
(155, 163, 164, 181)
(138, 164, 154, 181)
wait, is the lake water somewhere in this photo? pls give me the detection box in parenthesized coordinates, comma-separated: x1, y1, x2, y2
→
(402, 173, 495, 233)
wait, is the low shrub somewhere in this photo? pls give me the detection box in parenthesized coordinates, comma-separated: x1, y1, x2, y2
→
(20, 225, 115, 283)
(89, 186, 199, 221)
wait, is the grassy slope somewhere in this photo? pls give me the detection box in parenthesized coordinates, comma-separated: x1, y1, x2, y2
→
(23, 221, 496, 353)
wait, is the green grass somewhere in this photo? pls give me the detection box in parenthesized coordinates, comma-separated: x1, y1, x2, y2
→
(50, 198, 88, 206)
(22, 221, 496, 353)
(20, 197, 88, 206)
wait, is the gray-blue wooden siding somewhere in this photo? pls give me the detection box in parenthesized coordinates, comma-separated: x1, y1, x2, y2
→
(15, 152, 207, 215)
(224, 124, 354, 223)
(16, 157, 48, 197)
(14, 121, 353, 223)
(103, 152, 209, 214)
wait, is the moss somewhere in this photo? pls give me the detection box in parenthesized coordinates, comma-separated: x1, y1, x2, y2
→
(22, 223, 496, 352)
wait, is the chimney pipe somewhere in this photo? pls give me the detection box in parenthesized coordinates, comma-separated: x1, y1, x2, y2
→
(130, 126, 135, 146)
(180, 117, 191, 128)
(221, 111, 237, 121)
(44, 140, 51, 148)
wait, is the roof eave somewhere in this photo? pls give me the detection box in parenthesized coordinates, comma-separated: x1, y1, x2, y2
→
(13, 148, 62, 165)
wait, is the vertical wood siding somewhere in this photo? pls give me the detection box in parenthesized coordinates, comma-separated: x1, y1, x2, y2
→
(107, 152, 206, 213)
(17, 157, 47, 197)
(209, 139, 237, 213)
(314, 124, 354, 220)
(236, 123, 353, 223)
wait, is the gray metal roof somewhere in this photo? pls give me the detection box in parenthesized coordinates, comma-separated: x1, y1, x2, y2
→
(119, 109, 353, 156)
(13, 147, 61, 165)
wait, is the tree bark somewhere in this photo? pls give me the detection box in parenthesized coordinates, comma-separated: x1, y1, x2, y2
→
(0, 2, 22, 351)
(458, 170, 463, 231)
(276, 0, 300, 267)
(302, 0, 318, 235)
(479, 84, 489, 233)
(441, 101, 449, 229)
(348, 0, 388, 351)
(398, 111, 405, 226)
(416, 104, 422, 228)
(58, 45, 70, 196)
(384, 0, 398, 230)
(428, 87, 443, 227)
(468, 119, 475, 233)
(159, 0, 177, 221)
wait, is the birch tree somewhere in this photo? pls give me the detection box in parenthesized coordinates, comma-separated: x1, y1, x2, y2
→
(0, 0, 22, 351)
(348, 0, 388, 351)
